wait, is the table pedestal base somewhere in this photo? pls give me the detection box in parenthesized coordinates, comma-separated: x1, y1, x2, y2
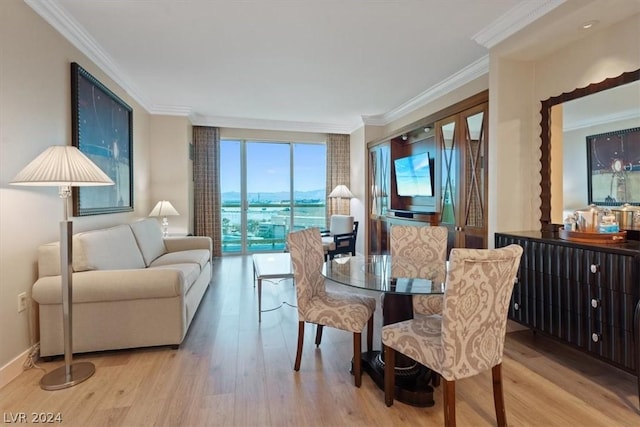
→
(357, 351, 435, 407)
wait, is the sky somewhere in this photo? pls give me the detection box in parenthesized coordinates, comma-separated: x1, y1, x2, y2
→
(220, 140, 326, 194)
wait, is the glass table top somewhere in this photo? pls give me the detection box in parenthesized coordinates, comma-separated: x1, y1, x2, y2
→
(322, 254, 445, 295)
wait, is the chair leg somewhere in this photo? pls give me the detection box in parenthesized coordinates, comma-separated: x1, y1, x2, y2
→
(353, 332, 362, 387)
(432, 372, 441, 388)
(443, 379, 456, 427)
(366, 315, 374, 353)
(294, 321, 304, 371)
(492, 363, 507, 427)
(384, 345, 395, 406)
(315, 325, 324, 346)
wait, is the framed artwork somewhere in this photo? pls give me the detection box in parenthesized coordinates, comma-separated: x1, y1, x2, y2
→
(71, 62, 133, 216)
(586, 127, 640, 206)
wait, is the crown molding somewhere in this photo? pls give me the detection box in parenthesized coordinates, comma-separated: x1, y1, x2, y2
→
(189, 114, 354, 135)
(148, 105, 193, 116)
(361, 55, 489, 127)
(25, 0, 152, 110)
(472, 0, 566, 49)
(564, 109, 640, 132)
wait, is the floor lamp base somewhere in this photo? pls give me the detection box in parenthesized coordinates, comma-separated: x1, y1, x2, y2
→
(40, 361, 95, 391)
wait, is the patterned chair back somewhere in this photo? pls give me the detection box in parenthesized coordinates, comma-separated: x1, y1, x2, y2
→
(439, 244, 523, 380)
(287, 227, 327, 321)
(390, 225, 448, 282)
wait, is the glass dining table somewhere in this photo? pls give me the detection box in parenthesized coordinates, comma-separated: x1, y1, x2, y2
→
(322, 254, 446, 407)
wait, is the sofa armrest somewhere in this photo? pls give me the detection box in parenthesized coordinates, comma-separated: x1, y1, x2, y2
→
(164, 236, 212, 257)
(32, 269, 184, 305)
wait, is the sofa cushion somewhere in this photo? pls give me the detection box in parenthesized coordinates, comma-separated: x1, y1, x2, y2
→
(38, 242, 61, 277)
(149, 249, 210, 271)
(149, 263, 201, 294)
(130, 218, 167, 266)
(73, 225, 146, 272)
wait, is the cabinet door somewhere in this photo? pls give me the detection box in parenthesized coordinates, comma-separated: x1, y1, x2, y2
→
(436, 102, 488, 254)
(368, 143, 390, 254)
(436, 114, 459, 254)
(459, 103, 488, 249)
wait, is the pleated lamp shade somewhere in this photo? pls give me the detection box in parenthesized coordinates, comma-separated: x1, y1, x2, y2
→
(328, 185, 354, 199)
(11, 146, 113, 186)
(149, 200, 180, 217)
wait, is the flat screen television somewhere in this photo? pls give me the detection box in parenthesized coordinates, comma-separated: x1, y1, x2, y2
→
(393, 152, 433, 197)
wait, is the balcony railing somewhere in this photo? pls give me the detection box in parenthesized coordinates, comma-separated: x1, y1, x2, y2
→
(221, 201, 325, 253)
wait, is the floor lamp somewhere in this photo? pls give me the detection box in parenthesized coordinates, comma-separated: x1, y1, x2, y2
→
(11, 146, 113, 390)
(328, 184, 354, 216)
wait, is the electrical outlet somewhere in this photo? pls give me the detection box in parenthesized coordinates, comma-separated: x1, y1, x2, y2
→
(18, 292, 27, 313)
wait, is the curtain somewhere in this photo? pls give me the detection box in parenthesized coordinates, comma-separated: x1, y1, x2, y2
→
(326, 133, 351, 220)
(193, 126, 222, 257)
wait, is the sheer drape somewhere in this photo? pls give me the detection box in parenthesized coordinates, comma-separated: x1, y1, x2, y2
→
(193, 126, 222, 257)
(326, 133, 351, 220)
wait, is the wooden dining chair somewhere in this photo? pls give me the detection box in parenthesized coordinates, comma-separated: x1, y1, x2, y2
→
(287, 227, 376, 387)
(382, 245, 523, 426)
(321, 215, 358, 260)
(389, 224, 448, 316)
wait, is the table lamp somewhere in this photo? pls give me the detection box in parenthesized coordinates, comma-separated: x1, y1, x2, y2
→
(149, 200, 180, 237)
(11, 145, 114, 390)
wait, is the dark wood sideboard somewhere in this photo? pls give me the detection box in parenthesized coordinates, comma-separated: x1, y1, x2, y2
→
(495, 231, 640, 404)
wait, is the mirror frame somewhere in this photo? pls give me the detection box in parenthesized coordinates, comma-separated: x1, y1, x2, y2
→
(539, 68, 640, 231)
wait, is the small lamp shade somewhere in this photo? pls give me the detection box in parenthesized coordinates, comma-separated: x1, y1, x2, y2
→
(328, 185, 354, 199)
(149, 200, 180, 217)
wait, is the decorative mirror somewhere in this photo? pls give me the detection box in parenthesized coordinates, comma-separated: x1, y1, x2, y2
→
(539, 69, 640, 231)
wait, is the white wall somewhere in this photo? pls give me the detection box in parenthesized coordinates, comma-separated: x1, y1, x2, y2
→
(0, 0, 152, 379)
(349, 126, 366, 254)
(149, 116, 192, 234)
(489, 57, 539, 236)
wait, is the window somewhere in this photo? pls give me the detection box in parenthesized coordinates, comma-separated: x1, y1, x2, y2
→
(220, 140, 326, 254)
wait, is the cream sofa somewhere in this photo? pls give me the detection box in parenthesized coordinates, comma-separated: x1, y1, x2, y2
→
(32, 218, 212, 357)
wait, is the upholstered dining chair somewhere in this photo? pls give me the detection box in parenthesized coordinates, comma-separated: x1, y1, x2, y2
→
(382, 245, 523, 427)
(390, 224, 448, 316)
(287, 227, 376, 387)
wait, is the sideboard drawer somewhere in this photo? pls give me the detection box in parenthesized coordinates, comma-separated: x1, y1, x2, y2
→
(587, 322, 636, 371)
(589, 287, 638, 331)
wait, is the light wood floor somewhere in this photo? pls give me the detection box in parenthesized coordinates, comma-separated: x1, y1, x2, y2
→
(1, 255, 639, 426)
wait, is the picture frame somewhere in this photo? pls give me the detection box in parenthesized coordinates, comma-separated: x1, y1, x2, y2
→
(586, 127, 640, 206)
(71, 62, 133, 216)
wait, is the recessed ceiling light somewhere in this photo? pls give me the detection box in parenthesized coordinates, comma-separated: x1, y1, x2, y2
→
(582, 20, 598, 30)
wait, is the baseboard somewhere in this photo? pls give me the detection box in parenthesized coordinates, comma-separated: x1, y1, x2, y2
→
(0, 347, 32, 390)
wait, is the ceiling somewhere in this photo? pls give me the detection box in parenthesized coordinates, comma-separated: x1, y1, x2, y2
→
(26, 0, 639, 133)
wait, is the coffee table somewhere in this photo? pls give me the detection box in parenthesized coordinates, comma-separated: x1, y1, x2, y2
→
(252, 253, 295, 322)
